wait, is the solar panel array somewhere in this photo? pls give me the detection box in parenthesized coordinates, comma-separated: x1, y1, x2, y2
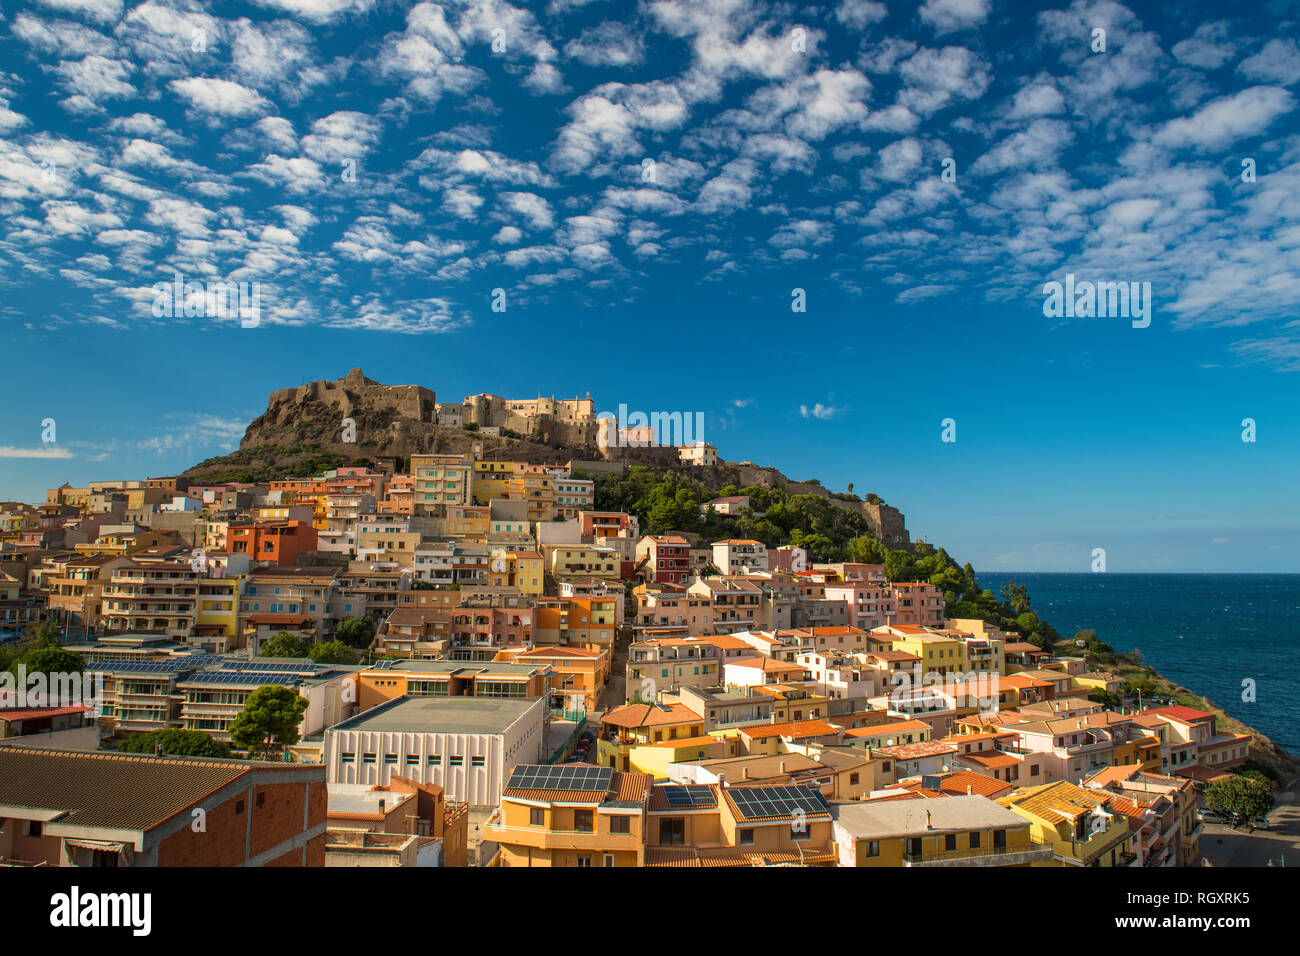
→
(92, 656, 217, 673)
(506, 764, 613, 792)
(727, 785, 829, 819)
(221, 660, 319, 673)
(180, 670, 304, 686)
(659, 784, 716, 808)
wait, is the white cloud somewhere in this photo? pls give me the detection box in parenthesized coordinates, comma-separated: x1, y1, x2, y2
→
(919, 0, 990, 35)
(1154, 86, 1295, 149)
(1238, 38, 1300, 86)
(800, 403, 844, 420)
(169, 77, 272, 118)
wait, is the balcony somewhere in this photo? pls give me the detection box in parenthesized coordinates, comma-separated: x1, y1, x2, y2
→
(481, 821, 641, 853)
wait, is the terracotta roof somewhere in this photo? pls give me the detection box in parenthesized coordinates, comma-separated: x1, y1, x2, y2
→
(0, 704, 91, 721)
(874, 741, 958, 760)
(958, 752, 1022, 770)
(1146, 705, 1215, 723)
(601, 702, 702, 729)
(0, 747, 312, 832)
(1002, 781, 1108, 821)
(844, 720, 931, 738)
(742, 719, 838, 740)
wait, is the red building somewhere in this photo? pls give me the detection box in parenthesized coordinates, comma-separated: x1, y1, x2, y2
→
(227, 520, 318, 566)
(636, 535, 691, 585)
(0, 748, 326, 866)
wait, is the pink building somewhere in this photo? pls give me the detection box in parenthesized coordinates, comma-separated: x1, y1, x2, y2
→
(824, 583, 897, 630)
(889, 583, 945, 627)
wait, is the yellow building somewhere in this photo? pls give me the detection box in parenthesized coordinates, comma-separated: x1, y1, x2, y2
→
(484, 765, 651, 867)
(489, 549, 544, 595)
(833, 795, 1053, 867)
(598, 702, 705, 772)
(447, 505, 490, 538)
(356, 528, 421, 566)
(546, 545, 620, 583)
(1000, 781, 1137, 866)
(506, 645, 609, 713)
(411, 454, 473, 514)
(877, 626, 967, 677)
(195, 575, 245, 649)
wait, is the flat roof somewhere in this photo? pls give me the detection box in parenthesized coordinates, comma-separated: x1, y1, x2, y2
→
(833, 794, 1026, 838)
(331, 695, 540, 735)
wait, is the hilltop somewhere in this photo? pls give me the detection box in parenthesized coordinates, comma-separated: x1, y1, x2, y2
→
(183, 368, 909, 546)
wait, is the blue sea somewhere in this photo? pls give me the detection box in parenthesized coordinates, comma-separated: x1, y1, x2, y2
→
(977, 573, 1300, 755)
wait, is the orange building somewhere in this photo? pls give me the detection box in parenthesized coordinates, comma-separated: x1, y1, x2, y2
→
(227, 519, 318, 566)
(484, 764, 652, 867)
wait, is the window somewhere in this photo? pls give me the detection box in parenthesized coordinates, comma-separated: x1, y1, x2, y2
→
(660, 817, 685, 845)
(255, 791, 266, 809)
(907, 837, 923, 857)
(575, 855, 592, 867)
(342, 752, 355, 763)
(449, 756, 463, 767)
(609, 815, 631, 834)
(406, 755, 419, 766)
(362, 753, 376, 764)
(994, 829, 1007, 849)
(864, 840, 880, 858)
(849, 772, 859, 785)
(738, 828, 754, 846)
(944, 833, 957, 851)
(603, 854, 615, 867)
(970, 831, 981, 849)
(791, 824, 811, 842)
(471, 756, 485, 768)
(25, 821, 42, 838)
(574, 809, 594, 832)
(235, 800, 245, 815)
(384, 754, 397, 765)
(530, 807, 545, 827)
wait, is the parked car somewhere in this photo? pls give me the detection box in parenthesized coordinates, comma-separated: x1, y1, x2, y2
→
(1249, 817, 1270, 831)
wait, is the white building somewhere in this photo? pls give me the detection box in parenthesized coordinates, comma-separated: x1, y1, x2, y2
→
(678, 442, 718, 466)
(323, 696, 545, 807)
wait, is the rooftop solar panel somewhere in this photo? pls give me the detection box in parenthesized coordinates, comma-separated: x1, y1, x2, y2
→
(221, 660, 318, 673)
(659, 784, 715, 807)
(506, 764, 613, 792)
(180, 671, 304, 686)
(727, 785, 829, 819)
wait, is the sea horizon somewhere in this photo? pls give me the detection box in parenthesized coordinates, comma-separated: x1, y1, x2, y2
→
(978, 571, 1300, 754)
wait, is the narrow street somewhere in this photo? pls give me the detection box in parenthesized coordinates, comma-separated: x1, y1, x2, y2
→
(1201, 777, 1300, 867)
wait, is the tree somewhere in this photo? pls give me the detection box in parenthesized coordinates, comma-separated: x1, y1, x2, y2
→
(229, 685, 309, 757)
(31, 620, 61, 647)
(1088, 688, 1121, 708)
(11, 645, 85, 679)
(261, 631, 309, 658)
(120, 728, 231, 758)
(334, 616, 376, 649)
(308, 640, 358, 665)
(1206, 774, 1274, 826)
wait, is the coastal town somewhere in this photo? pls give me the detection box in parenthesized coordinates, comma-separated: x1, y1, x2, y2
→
(0, 378, 1274, 869)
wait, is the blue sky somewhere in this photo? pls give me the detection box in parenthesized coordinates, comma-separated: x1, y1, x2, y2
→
(1, 0, 1298, 572)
